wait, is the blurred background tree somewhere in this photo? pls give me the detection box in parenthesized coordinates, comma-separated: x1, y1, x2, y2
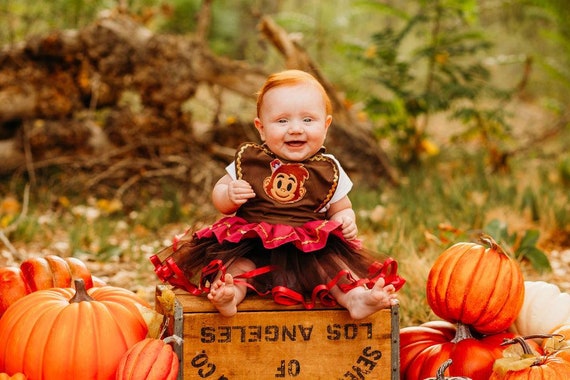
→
(1, 0, 568, 171)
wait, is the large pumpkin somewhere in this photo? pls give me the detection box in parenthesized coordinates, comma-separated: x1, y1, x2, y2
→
(509, 281, 570, 337)
(400, 320, 529, 380)
(0, 279, 149, 379)
(115, 336, 181, 380)
(0, 255, 104, 317)
(426, 235, 524, 334)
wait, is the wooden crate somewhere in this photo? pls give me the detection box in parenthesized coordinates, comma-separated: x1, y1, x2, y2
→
(156, 286, 400, 380)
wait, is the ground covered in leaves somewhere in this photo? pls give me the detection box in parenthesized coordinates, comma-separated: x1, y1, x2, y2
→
(1, 195, 569, 309)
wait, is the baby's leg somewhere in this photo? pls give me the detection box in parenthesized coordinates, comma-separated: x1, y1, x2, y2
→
(207, 258, 255, 317)
(331, 278, 398, 320)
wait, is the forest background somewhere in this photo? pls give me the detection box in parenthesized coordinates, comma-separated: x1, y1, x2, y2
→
(0, 0, 569, 327)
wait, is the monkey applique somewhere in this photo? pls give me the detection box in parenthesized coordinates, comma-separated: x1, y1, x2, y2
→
(263, 159, 309, 204)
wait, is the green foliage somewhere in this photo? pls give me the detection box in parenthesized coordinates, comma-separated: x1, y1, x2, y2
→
(559, 156, 570, 185)
(0, 0, 109, 43)
(488, 0, 570, 110)
(356, 0, 515, 167)
(484, 219, 551, 273)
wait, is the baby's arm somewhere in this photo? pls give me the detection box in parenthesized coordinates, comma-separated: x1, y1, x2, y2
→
(212, 174, 256, 215)
(327, 196, 358, 240)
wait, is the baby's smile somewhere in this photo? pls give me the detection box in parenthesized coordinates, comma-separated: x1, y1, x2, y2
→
(285, 141, 306, 147)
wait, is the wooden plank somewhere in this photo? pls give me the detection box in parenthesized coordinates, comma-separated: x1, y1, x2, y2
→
(156, 286, 399, 380)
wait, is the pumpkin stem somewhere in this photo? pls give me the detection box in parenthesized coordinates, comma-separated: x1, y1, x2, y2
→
(451, 322, 474, 343)
(69, 278, 95, 303)
(500, 335, 554, 367)
(501, 336, 534, 355)
(163, 334, 183, 346)
(479, 233, 506, 255)
(501, 334, 555, 354)
(436, 359, 453, 380)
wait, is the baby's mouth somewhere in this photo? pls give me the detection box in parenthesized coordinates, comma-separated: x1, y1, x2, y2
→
(286, 141, 305, 147)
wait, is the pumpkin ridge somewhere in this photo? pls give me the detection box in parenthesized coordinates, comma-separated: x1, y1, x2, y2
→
(474, 253, 523, 332)
(128, 338, 157, 378)
(22, 301, 63, 378)
(45, 256, 73, 288)
(103, 300, 147, 347)
(147, 343, 176, 379)
(141, 339, 166, 378)
(42, 303, 83, 379)
(456, 245, 489, 324)
(470, 255, 511, 327)
(435, 243, 474, 320)
(93, 301, 132, 377)
(20, 258, 48, 291)
(427, 247, 450, 321)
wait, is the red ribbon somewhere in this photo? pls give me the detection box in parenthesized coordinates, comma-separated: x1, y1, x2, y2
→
(150, 254, 406, 308)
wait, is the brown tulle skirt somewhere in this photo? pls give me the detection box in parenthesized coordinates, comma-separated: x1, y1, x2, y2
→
(150, 216, 405, 307)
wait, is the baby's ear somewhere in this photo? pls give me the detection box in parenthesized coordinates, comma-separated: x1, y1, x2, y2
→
(254, 118, 265, 138)
(325, 114, 333, 128)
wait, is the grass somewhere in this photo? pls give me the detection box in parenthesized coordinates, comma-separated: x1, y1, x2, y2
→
(1, 141, 569, 328)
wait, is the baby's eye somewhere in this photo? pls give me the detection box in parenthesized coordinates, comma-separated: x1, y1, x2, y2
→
(303, 117, 313, 123)
(278, 119, 288, 124)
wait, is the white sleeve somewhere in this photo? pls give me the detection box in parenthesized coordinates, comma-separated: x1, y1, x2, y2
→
(330, 160, 353, 203)
(226, 162, 237, 180)
(321, 154, 353, 211)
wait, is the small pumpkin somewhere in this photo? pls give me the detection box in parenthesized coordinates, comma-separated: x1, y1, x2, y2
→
(509, 281, 570, 337)
(0, 255, 103, 317)
(0, 279, 149, 379)
(115, 336, 181, 380)
(424, 359, 472, 380)
(490, 336, 570, 379)
(400, 320, 532, 380)
(542, 324, 570, 363)
(0, 374, 26, 380)
(0, 268, 28, 317)
(426, 234, 525, 334)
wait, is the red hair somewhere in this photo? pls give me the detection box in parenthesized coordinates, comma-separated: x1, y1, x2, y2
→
(256, 70, 332, 117)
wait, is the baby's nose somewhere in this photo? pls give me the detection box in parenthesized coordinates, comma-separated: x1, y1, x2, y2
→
(288, 122, 303, 133)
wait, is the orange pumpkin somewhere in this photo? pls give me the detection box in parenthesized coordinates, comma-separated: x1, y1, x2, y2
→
(542, 324, 570, 363)
(115, 336, 181, 380)
(399, 320, 535, 380)
(0, 279, 149, 379)
(0, 255, 103, 317)
(426, 234, 524, 334)
(490, 336, 570, 379)
(0, 374, 26, 380)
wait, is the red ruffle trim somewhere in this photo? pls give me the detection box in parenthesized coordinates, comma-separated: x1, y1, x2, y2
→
(194, 216, 361, 252)
(150, 257, 406, 309)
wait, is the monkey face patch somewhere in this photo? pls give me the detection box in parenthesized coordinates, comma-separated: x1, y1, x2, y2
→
(263, 159, 309, 204)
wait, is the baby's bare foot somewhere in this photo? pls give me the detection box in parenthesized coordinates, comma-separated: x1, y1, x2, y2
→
(345, 278, 398, 320)
(207, 273, 238, 317)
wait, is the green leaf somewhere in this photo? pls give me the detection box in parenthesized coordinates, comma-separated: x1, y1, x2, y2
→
(518, 229, 540, 249)
(517, 246, 552, 273)
(484, 219, 510, 242)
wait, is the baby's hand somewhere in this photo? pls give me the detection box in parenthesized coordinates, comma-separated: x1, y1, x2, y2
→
(227, 180, 256, 206)
(337, 215, 358, 240)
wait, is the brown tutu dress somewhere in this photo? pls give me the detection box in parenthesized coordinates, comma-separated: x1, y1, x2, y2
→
(150, 143, 405, 308)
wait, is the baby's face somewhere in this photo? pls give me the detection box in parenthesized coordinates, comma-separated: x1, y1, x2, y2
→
(254, 82, 332, 162)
